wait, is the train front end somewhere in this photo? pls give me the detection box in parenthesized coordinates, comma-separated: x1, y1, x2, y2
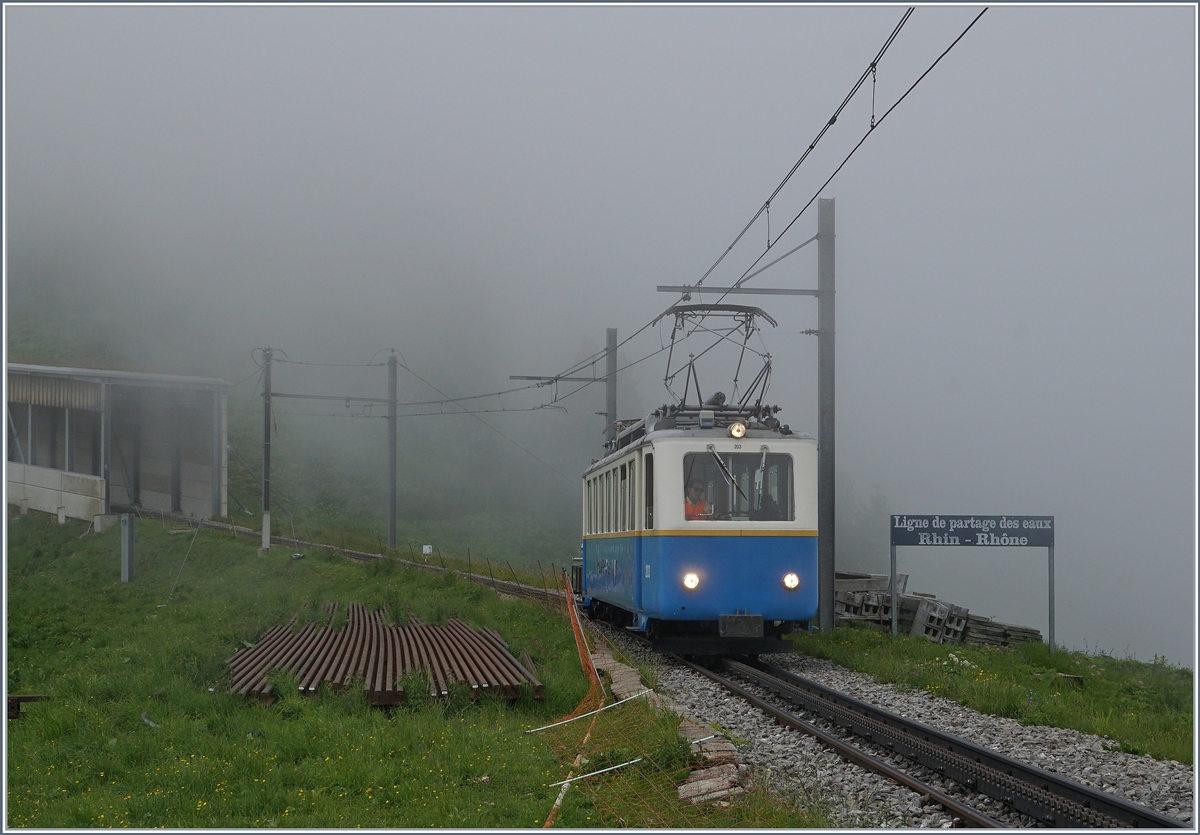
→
(581, 413, 818, 656)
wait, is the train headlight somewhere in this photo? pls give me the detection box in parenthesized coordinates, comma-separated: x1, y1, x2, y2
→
(682, 572, 700, 590)
(728, 421, 747, 439)
(783, 572, 800, 590)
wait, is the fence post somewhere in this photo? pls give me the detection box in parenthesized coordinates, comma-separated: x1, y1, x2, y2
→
(121, 513, 135, 583)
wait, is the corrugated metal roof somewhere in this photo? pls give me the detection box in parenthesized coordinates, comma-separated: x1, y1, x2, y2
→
(6, 363, 229, 392)
(7, 375, 100, 409)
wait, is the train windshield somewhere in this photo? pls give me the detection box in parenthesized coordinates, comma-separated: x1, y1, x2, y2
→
(682, 451, 793, 521)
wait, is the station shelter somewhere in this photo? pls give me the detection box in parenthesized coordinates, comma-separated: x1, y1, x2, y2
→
(6, 363, 228, 527)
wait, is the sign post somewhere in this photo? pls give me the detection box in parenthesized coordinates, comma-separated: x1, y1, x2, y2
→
(889, 514, 1056, 651)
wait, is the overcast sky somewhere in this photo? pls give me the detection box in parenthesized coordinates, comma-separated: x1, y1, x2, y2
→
(5, 4, 1196, 666)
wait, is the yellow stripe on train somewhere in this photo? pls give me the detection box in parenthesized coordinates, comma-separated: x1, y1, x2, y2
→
(582, 529, 818, 540)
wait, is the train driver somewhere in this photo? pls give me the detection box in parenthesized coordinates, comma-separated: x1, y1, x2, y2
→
(684, 478, 711, 520)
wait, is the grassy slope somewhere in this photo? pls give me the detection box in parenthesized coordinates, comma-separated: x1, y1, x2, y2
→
(6, 511, 836, 828)
(5, 510, 592, 827)
(790, 624, 1193, 765)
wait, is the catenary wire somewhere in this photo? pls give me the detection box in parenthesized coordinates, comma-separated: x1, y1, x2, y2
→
(693, 7, 914, 290)
(714, 7, 988, 306)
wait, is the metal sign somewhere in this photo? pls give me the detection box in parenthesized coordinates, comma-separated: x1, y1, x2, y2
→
(889, 513, 1058, 653)
(891, 515, 1054, 548)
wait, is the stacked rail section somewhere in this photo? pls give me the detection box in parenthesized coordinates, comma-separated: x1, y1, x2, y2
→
(226, 603, 543, 704)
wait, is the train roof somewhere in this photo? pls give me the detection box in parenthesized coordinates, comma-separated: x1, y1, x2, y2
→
(584, 408, 813, 473)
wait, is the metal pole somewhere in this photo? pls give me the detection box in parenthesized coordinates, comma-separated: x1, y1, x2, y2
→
(1048, 545, 1055, 654)
(100, 383, 111, 515)
(605, 328, 617, 447)
(817, 198, 836, 630)
(388, 353, 397, 549)
(211, 391, 221, 518)
(890, 544, 898, 637)
(261, 347, 272, 552)
(120, 513, 135, 583)
(65, 407, 73, 473)
(7, 405, 26, 465)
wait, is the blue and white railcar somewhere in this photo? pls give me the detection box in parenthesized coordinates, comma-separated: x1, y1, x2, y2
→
(580, 407, 818, 654)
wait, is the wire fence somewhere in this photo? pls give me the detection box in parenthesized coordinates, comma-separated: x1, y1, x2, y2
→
(533, 582, 771, 828)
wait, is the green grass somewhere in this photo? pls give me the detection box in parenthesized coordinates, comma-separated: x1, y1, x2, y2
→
(5, 509, 592, 827)
(7, 510, 835, 828)
(790, 623, 1193, 764)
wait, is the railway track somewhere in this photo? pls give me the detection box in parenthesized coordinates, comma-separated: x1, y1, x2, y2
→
(679, 654, 1185, 829)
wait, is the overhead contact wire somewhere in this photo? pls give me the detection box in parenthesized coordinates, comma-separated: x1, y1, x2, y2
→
(693, 7, 914, 291)
(717, 6, 987, 306)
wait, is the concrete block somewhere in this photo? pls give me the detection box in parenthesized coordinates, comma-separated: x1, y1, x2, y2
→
(24, 484, 61, 515)
(61, 471, 105, 499)
(93, 514, 119, 533)
(24, 465, 63, 491)
(7, 480, 27, 502)
(61, 491, 104, 522)
(7, 462, 25, 483)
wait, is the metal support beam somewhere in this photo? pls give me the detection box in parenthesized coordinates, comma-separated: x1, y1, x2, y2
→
(388, 353, 398, 549)
(7, 404, 27, 465)
(509, 375, 599, 383)
(131, 402, 142, 508)
(100, 383, 112, 514)
(211, 390, 221, 518)
(657, 285, 820, 297)
(261, 348, 273, 551)
(1048, 545, 1055, 654)
(65, 407, 73, 472)
(817, 198, 836, 631)
(120, 513, 135, 583)
(170, 401, 180, 512)
(605, 328, 617, 446)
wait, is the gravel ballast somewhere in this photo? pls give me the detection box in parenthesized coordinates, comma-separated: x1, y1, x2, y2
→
(598, 625, 1194, 828)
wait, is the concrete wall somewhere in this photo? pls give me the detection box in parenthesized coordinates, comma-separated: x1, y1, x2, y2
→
(7, 462, 105, 522)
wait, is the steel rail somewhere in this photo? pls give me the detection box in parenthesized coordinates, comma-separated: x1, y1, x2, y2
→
(673, 655, 1004, 828)
(732, 659, 1185, 829)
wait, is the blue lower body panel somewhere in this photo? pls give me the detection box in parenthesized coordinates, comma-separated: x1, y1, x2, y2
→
(583, 533, 818, 627)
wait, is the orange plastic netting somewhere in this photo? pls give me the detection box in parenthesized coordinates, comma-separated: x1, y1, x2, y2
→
(534, 575, 768, 828)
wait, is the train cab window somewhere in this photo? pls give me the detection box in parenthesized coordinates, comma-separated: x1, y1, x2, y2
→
(644, 453, 654, 530)
(682, 451, 794, 521)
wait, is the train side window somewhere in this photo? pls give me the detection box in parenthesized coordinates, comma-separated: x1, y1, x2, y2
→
(619, 464, 627, 532)
(600, 471, 606, 533)
(644, 453, 654, 530)
(607, 470, 614, 533)
(628, 460, 636, 530)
